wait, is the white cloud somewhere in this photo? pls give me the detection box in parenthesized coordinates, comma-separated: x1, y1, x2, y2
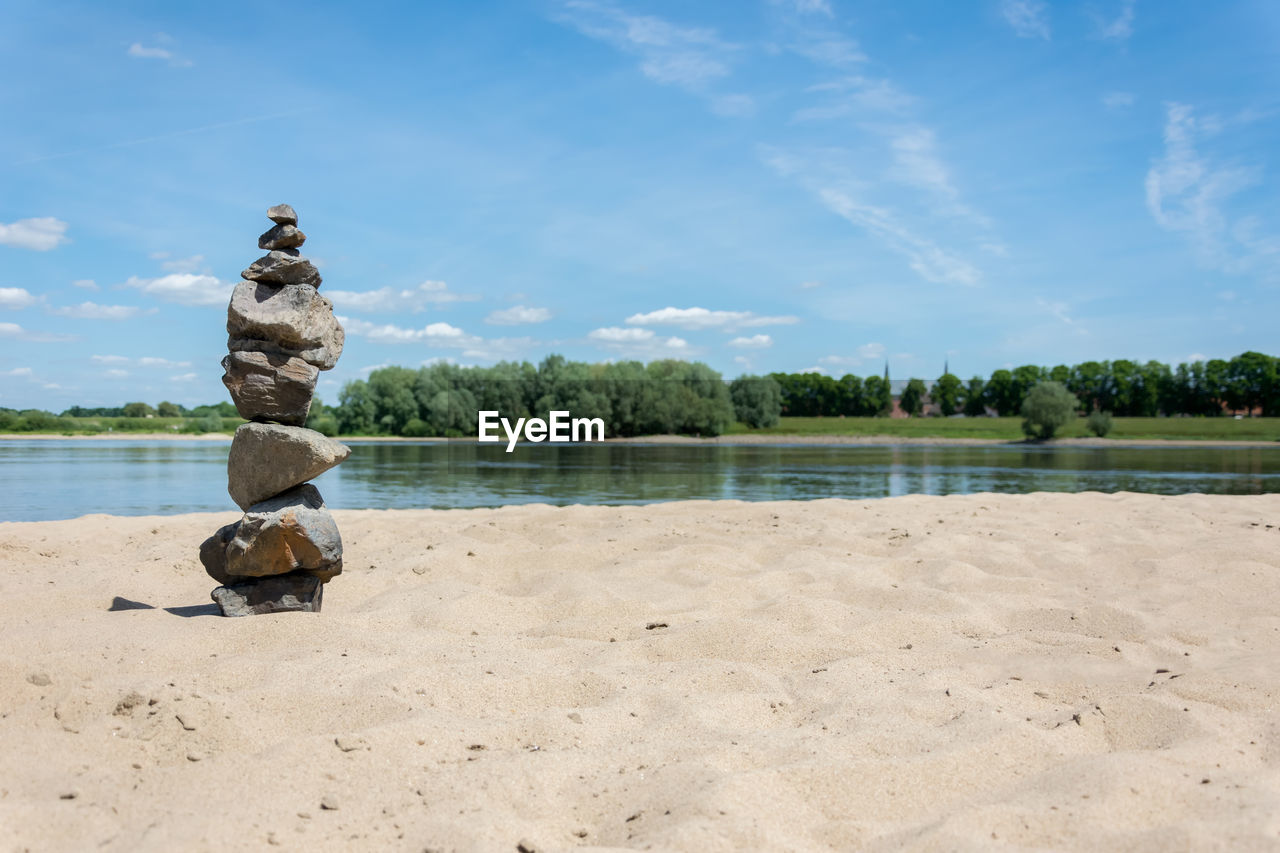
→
(728, 334, 773, 348)
(0, 287, 38, 309)
(91, 355, 130, 365)
(139, 357, 192, 368)
(104, 369, 129, 378)
(857, 342, 886, 360)
(588, 326, 690, 357)
(128, 36, 191, 67)
(1096, 0, 1136, 40)
(0, 322, 75, 343)
(325, 280, 479, 313)
(50, 301, 144, 320)
(794, 365, 831, 375)
(0, 217, 69, 251)
(800, 280, 823, 289)
(1102, 91, 1135, 110)
(170, 373, 198, 382)
(485, 305, 552, 325)
(128, 43, 172, 60)
(1001, 0, 1050, 39)
(589, 326, 655, 343)
(625, 306, 799, 330)
(72, 279, 98, 290)
(160, 254, 205, 273)
(123, 273, 234, 306)
(1, 367, 34, 377)
(1145, 102, 1275, 276)
(341, 316, 474, 345)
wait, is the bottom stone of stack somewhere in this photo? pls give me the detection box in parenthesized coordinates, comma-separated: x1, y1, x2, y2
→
(211, 570, 323, 616)
(199, 484, 343, 587)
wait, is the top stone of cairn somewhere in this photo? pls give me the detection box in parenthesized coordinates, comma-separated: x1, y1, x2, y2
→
(267, 203, 298, 226)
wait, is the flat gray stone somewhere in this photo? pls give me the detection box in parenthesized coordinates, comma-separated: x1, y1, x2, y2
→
(211, 570, 323, 616)
(258, 223, 306, 251)
(222, 350, 318, 425)
(199, 521, 249, 586)
(267, 203, 298, 226)
(225, 484, 343, 582)
(227, 423, 350, 510)
(226, 280, 344, 370)
(241, 249, 321, 287)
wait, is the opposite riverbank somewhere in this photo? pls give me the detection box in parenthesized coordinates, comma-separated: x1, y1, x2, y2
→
(2, 493, 1277, 849)
(3, 431, 1278, 448)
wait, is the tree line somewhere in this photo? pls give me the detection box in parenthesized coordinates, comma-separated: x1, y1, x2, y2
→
(769, 351, 1279, 418)
(332, 356, 754, 437)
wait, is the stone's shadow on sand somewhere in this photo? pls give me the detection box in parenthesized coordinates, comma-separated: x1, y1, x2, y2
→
(108, 596, 219, 618)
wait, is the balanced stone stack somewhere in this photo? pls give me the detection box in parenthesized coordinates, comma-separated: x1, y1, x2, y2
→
(200, 204, 350, 616)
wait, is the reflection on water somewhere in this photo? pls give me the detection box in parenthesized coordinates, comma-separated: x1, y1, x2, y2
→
(1, 439, 1277, 521)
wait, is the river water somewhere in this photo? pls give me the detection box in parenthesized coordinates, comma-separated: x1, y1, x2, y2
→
(2, 439, 1277, 522)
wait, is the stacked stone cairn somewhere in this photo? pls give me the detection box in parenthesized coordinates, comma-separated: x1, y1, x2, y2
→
(200, 204, 350, 616)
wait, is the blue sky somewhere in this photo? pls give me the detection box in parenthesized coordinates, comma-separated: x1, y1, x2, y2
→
(2, 0, 1278, 410)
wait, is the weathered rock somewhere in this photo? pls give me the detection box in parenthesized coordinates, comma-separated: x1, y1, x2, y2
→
(224, 484, 343, 582)
(267, 203, 298, 226)
(241, 249, 322, 287)
(258, 223, 306, 251)
(221, 350, 318, 425)
(211, 570, 323, 616)
(227, 423, 350, 510)
(226, 280, 344, 370)
(199, 521, 249, 586)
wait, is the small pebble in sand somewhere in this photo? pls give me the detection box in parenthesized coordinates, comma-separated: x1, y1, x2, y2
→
(187, 750, 206, 762)
(568, 712, 583, 724)
(320, 795, 340, 811)
(516, 840, 541, 853)
(27, 672, 51, 687)
(59, 791, 77, 800)
(335, 735, 369, 752)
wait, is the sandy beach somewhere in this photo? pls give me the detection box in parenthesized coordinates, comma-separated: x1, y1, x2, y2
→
(2, 493, 1278, 851)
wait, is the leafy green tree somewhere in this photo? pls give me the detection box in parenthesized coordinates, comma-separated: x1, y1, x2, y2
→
(1011, 365, 1046, 409)
(984, 369, 1018, 415)
(836, 374, 865, 415)
(899, 378, 926, 417)
(729, 375, 782, 428)
(1086, 410, 1113, 437)
(122, 402, 155, 418)
(863, 374, 892, 417)
(335, 380, 377, 434)
(962, 376, 987, 416)
(156, 401, 182, 418)
(932, 372, 962, 416)
(1021, 381, 1079, 440)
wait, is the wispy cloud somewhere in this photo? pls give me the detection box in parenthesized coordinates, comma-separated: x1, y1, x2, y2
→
(49, 302, 147, 320)
(0, 287, 39, 309)
(0, 322, 76, 343)
(0, 217, 69, 250)
(72, 279, 98, 290)
(1145, 102, 1276, 277)
(1102, 91, 1135, 110)
(159, 254, 206, 274)
(485, 305, 552, 325)
(555, 1, 753, 115)
(818, 186, 980, 284)
(558, 1, 736, 88)
(92, 355, 192, 368)
(340, 317, 472, 345)
(1001, 0, 1050, 40)
(625, 306, 799, 330)
(326, 281, 479, 313)
(1095, 0, 1136, 41)
(728, 334, 773, 348)
(127, 33, 192, 67)
(793, 76, 914, 122)
(124, 272, 234, 307)
(0, 367, 34, 378)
